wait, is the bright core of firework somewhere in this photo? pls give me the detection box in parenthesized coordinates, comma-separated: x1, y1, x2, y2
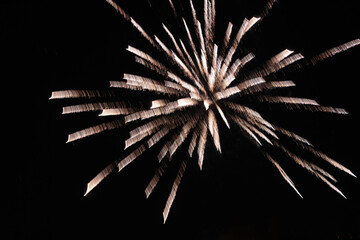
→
(50, 0, 358, 222)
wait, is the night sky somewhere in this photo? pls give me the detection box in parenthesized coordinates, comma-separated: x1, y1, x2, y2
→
(5, 0, 360, 239)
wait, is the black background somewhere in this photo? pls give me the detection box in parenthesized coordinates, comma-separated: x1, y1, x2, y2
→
(4, 0, 360, 239)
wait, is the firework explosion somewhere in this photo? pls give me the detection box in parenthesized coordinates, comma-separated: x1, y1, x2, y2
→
(51, 0, 358, 222)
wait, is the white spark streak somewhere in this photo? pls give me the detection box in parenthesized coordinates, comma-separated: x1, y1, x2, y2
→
(145, 160, 168, 198)
(266, 154, 303, 198)
(84, 162, 116, 196)
(118, 145, 146, 172)
(311, 39, 360, 65)
(67, 120, 123, 143)
(197, 122, 208, 170)
(188, 130, 199, 157)
(62, 102, 128, 115)
(50, 90, 112, 99)
(151, 100, 169, 109)
(269, 49, 294, 64)
(163, 160, 187, 223)
(208, 109, 221, 152)
(51, 0, 358, 222)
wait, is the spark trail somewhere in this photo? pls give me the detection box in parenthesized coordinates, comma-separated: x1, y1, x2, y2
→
(51, 0, 359, 222)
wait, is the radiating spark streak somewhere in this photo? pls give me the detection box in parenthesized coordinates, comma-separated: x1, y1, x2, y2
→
(224, 102, 275, 130)
(243, 118, 273, 145)
(240, 52, 256, 68)
(50, 90, 113, 99)
(318, 174, 346, 199)
(162, 24, 189, 67)
(163, 160, 187, 223)
(125, 100, 188, 123)
(268, 49, 294, 65)
(214, 85, 240, 100)
(189, 0, 199, 35)
(67, 120, 123, 143)
(221, 58, 242, 88)
(209, 67, 216, 92)
(298, 143, 356, 178)
(265, 153, 303, 198)
(134, 56, 168, 76)
(164, 80, 188, 92)
(127, 46, 169, 73)
(251, 53, 304, 78)
(123, 74, 163, 88)
(272, 124, 313, 146)
(155, 34, 203, 91)
(169, 118, 199, 157)
(201, 49, 209, 79)
(197, 121, 208, 170)
(179, 39, 201, 78)
(245, 116, 279, 140)
(256, 96, 319, 106)
(310, 39, 360, 65)
(207, 0, 216, 53)
(151, 100, 169, 109)
(204, 0, 209, 48)
(211, 0, 216, 34)
(51, 0, 358, 222)
(239, 80, 296, 96)
(182, 18, 206, 79)
(256, 96, 348, 113)
(130, 17, 157, 48)
(197, 21, 209, 76)
(309, 106, 348, 114)
(125, 126, 157, 150)
(188, 129, 199, 157)
(275, 143, 344, 196)
(218, 53, 256, 90)
(99, 108, 136, 117)
(109, 81, 142, 91)
(245, 17, 261, 33)
(155, 35, 173, 57)
(219, 18, 251, 80)
(168, 0, 177, 17)
(220, 22, 233, 57)
(208, 109, 221, 152)
(211, 44, 218, 73)
(215, 103, 230, 129)
(62, 102, 128, 115)
(105, 0, 130, 20)
(237, 77, 266, 91)
(147, 126, 173, 148)
(277, 53, 304, 69)
(118, 144, 147, 172)
(158, 132, 180, 163)
(171, 51, 207, 93)
(110, 80, 181, 96)
(219, 46, 237, 82)
(129, 116, 173, 138)
(215, 77, 265, 100)
(219, 53, 255, 90)
(106, 0, 160, 49)
(167, 72, 200, 94)
(145, 159, 169, 198)
(119, 73, 187, 95)
(84, 162, 117, 196)
(231, 115, 262, 145)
